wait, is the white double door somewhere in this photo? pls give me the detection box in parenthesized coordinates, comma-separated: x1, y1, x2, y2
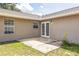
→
(41, 21, 50, 38)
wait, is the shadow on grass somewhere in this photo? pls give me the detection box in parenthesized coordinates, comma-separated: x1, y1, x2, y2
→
(0, 40, 20, 45)
(61, 41, 79, 54)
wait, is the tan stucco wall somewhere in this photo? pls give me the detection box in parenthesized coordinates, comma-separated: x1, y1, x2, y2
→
(0, 13, 79, 44)
(0, 16, 40, 42)
(50, 14, 79, 44)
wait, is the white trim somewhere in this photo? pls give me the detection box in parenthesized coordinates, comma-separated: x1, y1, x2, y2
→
(46, 21, 50, 38)
(41, 22, 45, 37)
(41, 21, 50, 38)
(3, 17, 15, 34)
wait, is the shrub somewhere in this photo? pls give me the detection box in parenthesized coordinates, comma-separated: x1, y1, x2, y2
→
(62, 40, 71, 46)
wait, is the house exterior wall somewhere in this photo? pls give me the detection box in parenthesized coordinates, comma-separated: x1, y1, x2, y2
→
(0, 16, 40, 42)
(50, 14, 79, 44)
(0, 12, 79, 44)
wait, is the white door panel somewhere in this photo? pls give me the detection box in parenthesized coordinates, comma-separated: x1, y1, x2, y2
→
(41, 21, 50, 38)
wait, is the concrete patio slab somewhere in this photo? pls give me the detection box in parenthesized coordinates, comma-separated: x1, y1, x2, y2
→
(19, 38, 61, 53)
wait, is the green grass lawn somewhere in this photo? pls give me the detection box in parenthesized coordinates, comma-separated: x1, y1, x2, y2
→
(0, 40, 79, 56)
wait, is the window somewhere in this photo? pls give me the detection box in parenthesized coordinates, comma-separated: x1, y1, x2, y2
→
(4, 18, 14, 34)
(33, 22, 38, 28)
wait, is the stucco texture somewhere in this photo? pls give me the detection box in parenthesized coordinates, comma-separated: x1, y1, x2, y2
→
(50, 14, 79, 44)
(0, 16, 40, 42)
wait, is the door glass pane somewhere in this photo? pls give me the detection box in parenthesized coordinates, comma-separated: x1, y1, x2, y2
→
(46, 23, 49, 36)
(42, 23, 45, 35)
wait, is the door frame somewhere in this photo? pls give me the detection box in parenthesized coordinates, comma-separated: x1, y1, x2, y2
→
(41, 21, 50, 38)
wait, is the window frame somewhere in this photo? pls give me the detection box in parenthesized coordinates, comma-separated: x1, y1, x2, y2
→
(33, 22, 39, 29)
(4, 18, 15, 34)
